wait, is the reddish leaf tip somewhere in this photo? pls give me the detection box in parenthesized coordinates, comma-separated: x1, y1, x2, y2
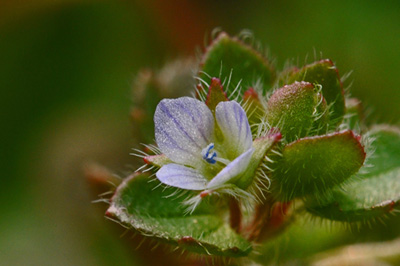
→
(105, 210, 115, 218)
(205, 77, 228, 109)
(210, 77, 222, 86)
(243, 87, 260, 100)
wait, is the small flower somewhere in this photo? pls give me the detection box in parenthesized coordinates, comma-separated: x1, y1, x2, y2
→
(154, 96, 254, 192)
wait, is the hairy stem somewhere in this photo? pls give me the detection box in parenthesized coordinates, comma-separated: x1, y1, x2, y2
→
(229, 197, 242, 233)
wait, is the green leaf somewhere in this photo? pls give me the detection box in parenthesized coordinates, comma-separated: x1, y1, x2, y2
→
(285, 59, 345, 126)
(106, 174, 252, 257)
(242, 87, 266, 128)
(266, 81, 328, 142)
(270, 130, 365, 201)
(200, 32, 275, 95)
(306, 126, 400, 222)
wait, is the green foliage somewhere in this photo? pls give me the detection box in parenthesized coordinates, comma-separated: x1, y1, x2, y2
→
(270, 130, 365, 201)
(243, 88, 266, 128)
(283, 59, 345, 126)
(235, 132, 281, 189)
(106, 31, 400, 262)
(306, 126, 400, 222)
(200, 32, 275, 95)
(266, 81, 328, 142)
(107, 174, 252, 257)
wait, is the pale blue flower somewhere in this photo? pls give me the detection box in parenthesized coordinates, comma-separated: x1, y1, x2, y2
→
(154, 97, 254, 191)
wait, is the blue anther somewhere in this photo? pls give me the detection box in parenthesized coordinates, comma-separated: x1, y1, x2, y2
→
(202, 143, 217, 164)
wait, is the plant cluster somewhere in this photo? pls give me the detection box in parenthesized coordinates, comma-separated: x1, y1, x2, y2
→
(103, 32, 400, 265)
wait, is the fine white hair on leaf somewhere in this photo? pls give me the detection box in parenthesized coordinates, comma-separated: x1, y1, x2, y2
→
(141, 143, 161, 155)
(194, 76, 210, 90)
(130, 148, 149, 158)
(228, 79, 243, 100)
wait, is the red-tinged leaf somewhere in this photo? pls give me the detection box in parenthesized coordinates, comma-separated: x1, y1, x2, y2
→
(270, 130, 366, 201)
(205, 77, 228, 112)
(106, 174, 252, 257)
(306, 126, 400, 222)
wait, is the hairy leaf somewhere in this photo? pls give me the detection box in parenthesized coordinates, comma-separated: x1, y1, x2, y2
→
(235, 131, 282, 189)
(243, 87, 265, 128)
(205, 77, 228, 112)
(266, 81, 328, 142)
(284, 59, 345, 126)
(106, 174, 252, 257)
(270, 130, 365, 201)
(306, 126, 400, 222)
(200, 32, 275, 95)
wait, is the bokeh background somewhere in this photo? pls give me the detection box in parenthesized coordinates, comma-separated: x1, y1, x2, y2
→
(1, 1, 399, 265)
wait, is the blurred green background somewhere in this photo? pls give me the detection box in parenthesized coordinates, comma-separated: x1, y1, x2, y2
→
(1, 1, 399, 265)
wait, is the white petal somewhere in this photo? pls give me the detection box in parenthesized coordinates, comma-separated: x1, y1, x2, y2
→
(154, 97, 214, 168)
(215, 101, 252, 158)
(156, 163, 208, 190)
(206, 148, 254, 189)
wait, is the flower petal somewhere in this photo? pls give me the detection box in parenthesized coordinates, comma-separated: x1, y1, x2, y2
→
(156, 163, 208, 190)
(154, 97, 214, 168)
(206, 148, 254, 189)
(215, 101, 252, 158)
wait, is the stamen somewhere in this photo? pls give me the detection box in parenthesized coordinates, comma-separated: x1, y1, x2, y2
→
(201, 143, 231, 165)
(201, 143, 217, 164)
(215, 157, 231, 166)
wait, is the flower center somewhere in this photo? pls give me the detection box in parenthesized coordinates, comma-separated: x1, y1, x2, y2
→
(201, 143, 230, 165)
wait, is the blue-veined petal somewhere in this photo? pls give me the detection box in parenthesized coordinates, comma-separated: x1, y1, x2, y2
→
(206, 148, 254, 189)
(156, 163, 208, 190)
(215, 101, 252, 157)
(154, 97, 214, 168)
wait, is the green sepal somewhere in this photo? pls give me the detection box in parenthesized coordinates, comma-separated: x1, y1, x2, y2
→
(270, 130, 366, 201)
(235, 131, 282, 189)
(243, 87, 266, 128)
(144, 154, 171, 168)
(106, 174, 252, 257)
(305, 126, 400, 222)
(200, 32, 275, 96)
(284, 59, 345, 126)
(205, 77, 228, 113)
(266, 81, 328, 142)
